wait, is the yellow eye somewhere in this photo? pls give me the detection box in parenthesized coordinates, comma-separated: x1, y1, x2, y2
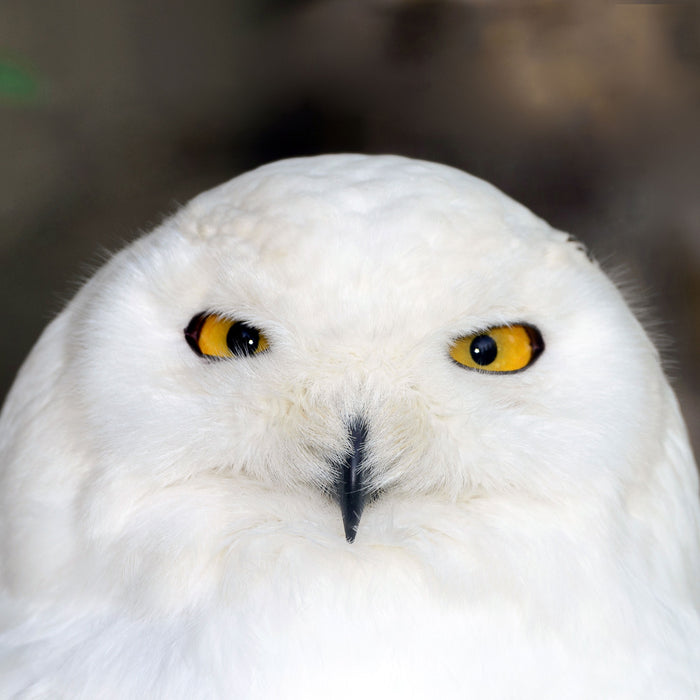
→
(449, 324, 543, 373)
(185, 313, 269, 359)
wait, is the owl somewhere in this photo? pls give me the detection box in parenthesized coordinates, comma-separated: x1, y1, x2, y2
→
(0, 155, 699, 698)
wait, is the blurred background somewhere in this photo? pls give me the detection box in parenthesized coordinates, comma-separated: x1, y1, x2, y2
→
(1, 0, 698, 455)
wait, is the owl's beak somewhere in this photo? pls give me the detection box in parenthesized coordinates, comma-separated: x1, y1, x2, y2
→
(337, 421, 368, 543)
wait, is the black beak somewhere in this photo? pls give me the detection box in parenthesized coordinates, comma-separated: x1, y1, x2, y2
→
(338, 421, 368, 543)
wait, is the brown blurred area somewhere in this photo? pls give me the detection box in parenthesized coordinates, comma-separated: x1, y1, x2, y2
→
(1, 0, 699, 455)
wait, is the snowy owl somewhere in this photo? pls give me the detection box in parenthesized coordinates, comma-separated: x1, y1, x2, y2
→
(1, 154, 699, 699)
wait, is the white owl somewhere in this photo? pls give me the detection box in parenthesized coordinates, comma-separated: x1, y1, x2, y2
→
(0, 154, 699, 699)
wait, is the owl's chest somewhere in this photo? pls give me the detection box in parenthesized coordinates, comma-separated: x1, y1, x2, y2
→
(3, 518, 699, 698)
(170, 531, 699, 699)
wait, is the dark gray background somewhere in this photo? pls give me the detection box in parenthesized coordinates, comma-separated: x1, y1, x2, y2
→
(1, 1, 698, 457)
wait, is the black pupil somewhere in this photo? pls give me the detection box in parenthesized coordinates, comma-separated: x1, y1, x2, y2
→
(470, 334, 498, 365)
(226, 322, 260, 356)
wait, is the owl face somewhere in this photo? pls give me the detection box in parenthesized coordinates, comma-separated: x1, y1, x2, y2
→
(64, 155, 666, 543)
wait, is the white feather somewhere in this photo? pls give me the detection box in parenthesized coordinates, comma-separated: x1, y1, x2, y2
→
(1, 154, 698, 698)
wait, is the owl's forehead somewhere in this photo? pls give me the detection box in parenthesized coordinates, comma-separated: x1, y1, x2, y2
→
(163, 156, 589, 329)
(179, 155, 565, 276)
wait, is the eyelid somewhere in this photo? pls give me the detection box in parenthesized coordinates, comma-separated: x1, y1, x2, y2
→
(184, 313, 209, 357)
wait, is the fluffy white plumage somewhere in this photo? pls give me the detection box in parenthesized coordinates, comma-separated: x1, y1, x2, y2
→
(1, 154, 699, 698)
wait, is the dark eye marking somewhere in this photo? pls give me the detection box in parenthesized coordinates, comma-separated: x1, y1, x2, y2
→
(566, 234, 595, 263)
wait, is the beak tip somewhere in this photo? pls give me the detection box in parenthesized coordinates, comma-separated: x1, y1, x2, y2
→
(342, 510, 362, 543)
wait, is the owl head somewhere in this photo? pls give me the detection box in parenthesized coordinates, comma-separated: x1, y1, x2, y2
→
(1, 155, 697, 602)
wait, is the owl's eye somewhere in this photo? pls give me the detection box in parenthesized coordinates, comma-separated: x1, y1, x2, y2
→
(449, 324, 543, 373)
(185, 313, 269, 359)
